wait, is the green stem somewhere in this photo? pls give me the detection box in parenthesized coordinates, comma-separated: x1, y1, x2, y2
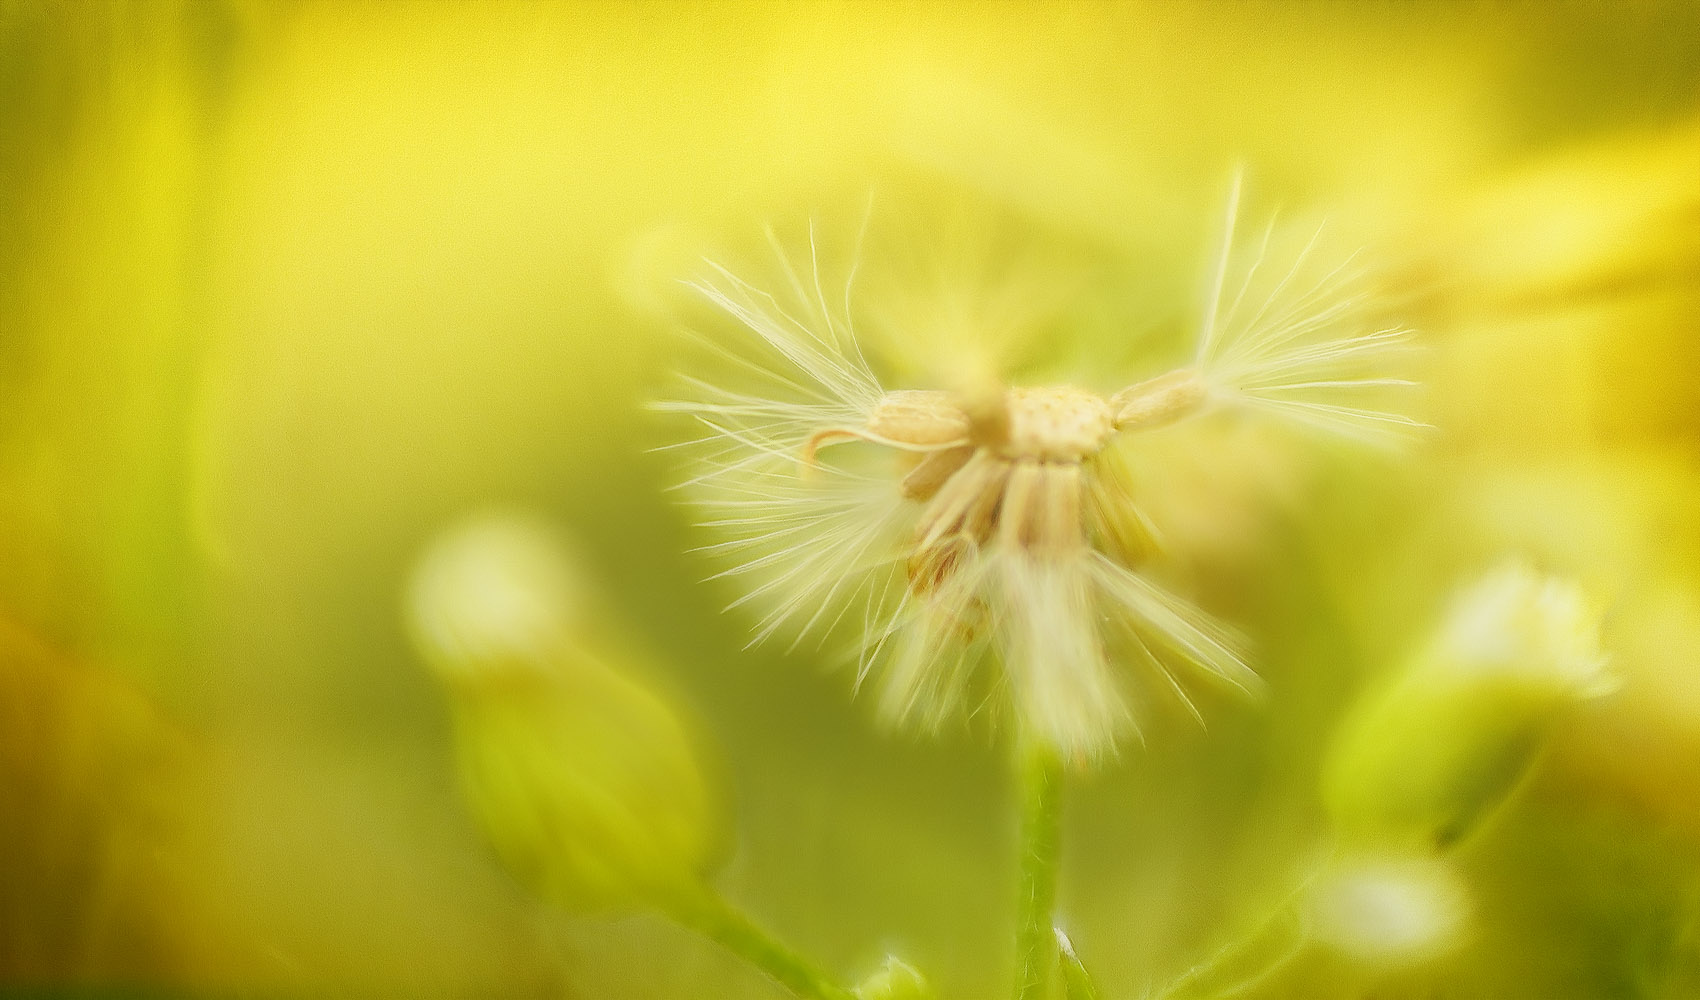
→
(1056, 927, 1104, 1000)
(1154, 895, 1309, 1000)
(672, 890, 856, 1000)
(1013, 736, 1065, 1000)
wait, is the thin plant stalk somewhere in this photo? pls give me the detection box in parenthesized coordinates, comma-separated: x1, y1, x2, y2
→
(672, 890, 856, 1000)
(1154, 888, 1312, 999)
(1057, 927, 1104, 1000)
(1013, 735, 1065, 1000)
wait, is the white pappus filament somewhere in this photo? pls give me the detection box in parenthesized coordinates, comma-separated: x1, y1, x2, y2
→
(659, 193, 1420, 762)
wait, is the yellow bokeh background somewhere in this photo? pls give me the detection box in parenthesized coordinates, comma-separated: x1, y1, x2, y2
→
(3, 2, 1699, 997)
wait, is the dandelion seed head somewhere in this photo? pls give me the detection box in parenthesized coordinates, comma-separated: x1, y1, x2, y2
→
(664, 188, 1419, 759)
(998, 387, 1115, 461)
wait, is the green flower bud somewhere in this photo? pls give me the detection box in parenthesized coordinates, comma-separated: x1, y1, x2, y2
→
(852, 956, 933, 1000)
(1323, 561, 1614, 850)
(1307, 853, 1470, 967)
(405, 512, 724, 913)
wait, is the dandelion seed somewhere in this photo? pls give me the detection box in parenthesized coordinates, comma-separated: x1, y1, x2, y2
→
(1184, 173, 1426, 446)
(663, 193, 1420, 761)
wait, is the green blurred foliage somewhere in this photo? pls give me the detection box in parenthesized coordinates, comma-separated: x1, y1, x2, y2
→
(406, 513, 726, 916)
(2, 1, 1699, 998)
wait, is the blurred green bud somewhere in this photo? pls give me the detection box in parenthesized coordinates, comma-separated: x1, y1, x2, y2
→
(1324, 561, 1614, 850)
(1307, 853, 1470, 967)
(852, 956, 933, 1000)
(405, 512, 724, 913)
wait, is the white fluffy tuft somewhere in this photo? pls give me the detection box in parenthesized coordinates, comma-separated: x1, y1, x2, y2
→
(1194, 174, 1425, 445)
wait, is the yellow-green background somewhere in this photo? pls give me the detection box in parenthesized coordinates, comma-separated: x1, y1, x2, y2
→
(3, 1, 1699, 997)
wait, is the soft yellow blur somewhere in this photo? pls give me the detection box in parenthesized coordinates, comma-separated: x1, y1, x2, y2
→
(3, 2, 1699, 998)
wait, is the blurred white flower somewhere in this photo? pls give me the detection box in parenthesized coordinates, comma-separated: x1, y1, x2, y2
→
(1433, 560, 1616, 698)
(662, 184, 1418, 760)
(1308, 853, 1471, 967)
(406, 513, 586, 677)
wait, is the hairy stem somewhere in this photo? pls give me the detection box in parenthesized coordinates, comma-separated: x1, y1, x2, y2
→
(673, 890, 856, 1000)
(1013, 736, 1065, 1000)
(1056, 927, 1104, 1000)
